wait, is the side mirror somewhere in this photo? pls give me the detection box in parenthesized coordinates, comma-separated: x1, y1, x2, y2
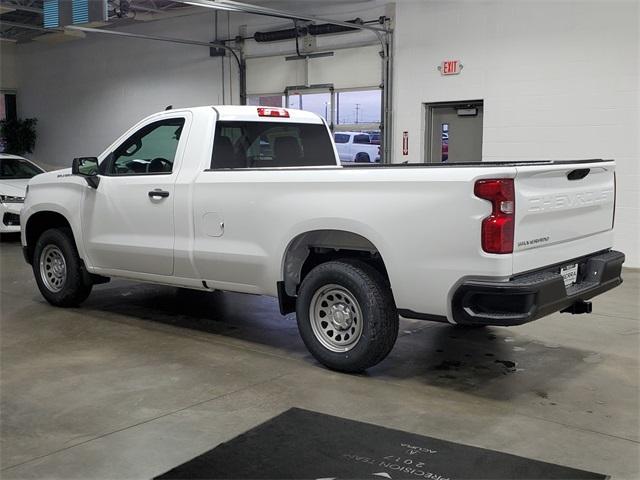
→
(72, 157, 100, 188)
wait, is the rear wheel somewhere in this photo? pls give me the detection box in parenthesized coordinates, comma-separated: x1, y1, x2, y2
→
(354, 152, 370, 163)
(296, 259, 398, 372)
(33, 228, 92, 307)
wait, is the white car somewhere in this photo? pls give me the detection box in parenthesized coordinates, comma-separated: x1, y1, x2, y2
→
(334, 131, 381, 163)
(20, 106, 624, 372)
(0, 154, 45, 233)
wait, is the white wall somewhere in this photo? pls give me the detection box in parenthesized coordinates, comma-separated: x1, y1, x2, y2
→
(16, 12, 229, 167)
(1, 41, 18, 90)
(393, 0, 640, 267)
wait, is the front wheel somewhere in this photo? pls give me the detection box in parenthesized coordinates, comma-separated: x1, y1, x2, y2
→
(32, 228, 92, 307)
(296, 259, 398, 372)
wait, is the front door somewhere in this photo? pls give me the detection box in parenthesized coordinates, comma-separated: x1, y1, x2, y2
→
(81, 115, 188, 276)
(426, 101, 483, 163)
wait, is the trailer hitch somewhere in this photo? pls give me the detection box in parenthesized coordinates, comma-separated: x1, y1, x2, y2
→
(561, 300, 593, 315)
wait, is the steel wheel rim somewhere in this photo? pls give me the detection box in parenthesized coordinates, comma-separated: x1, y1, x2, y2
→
(39, 245, 67, 293)
(309, 284, 364, 353)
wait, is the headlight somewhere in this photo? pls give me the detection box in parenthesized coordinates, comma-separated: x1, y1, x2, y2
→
(0, 195, 25, 203)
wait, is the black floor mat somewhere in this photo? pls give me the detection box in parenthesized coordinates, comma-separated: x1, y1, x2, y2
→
(155, 408, 606, 479)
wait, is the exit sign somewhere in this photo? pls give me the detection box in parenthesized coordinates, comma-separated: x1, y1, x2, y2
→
(440, 60, 462, 76)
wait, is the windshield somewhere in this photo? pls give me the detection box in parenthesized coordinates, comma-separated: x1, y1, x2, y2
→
(0, 158, 44, 179)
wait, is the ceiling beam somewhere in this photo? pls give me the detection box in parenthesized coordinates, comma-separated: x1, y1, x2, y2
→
(66, 24, 240, 60)
(130, 4, 164, 13)
(172, 0, 391, 33)
(0, 19, 49, 31)
(0, 1, 42, 14)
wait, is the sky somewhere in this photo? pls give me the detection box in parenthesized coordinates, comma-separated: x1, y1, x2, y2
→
(251, 89, 381, 126)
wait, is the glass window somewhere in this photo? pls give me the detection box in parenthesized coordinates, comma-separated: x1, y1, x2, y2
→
(353, 134, 371, 144)
(287, 92, 331, 122)
(108, 118, 185, 175)
(334, 133, 349, 144)
(247, 95, 286, 107)
(211, 121, 335, 169)
(0, 157, 43, 179)
(337, 89, 381, 125)
(0, 92, 17, 122)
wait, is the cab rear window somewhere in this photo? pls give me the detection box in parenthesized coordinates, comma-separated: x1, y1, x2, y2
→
(211, 121, 335, 169)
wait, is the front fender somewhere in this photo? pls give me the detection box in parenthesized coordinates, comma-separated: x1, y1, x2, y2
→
(22, 175, 89, 266)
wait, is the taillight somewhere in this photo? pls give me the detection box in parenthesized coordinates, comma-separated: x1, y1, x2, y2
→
(474, 178, 515, 254)
(257, 107, 290, 118)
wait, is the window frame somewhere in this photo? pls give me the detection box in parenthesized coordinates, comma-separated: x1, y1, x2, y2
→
(101, 117, 187, 177)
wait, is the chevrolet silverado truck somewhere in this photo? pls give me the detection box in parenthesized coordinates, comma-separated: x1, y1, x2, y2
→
(334, 131, 380, 163)
(21, 106, 624, 372)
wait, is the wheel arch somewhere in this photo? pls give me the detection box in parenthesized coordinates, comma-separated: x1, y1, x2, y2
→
(24, 211, 75, 264)
(280, 229, 390, 311)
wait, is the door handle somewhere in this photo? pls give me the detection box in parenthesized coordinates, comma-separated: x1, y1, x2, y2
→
(148, 189, 170, 198)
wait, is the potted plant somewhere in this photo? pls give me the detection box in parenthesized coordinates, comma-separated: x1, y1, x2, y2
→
(0, 118, 37, 155)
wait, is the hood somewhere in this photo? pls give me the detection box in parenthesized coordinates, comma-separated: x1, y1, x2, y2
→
(0, 179, 29, 197)
(27, 168, 72, 184)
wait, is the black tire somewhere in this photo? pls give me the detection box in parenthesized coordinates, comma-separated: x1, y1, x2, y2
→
(32, 227, 92, 307)
(296, 259, 398, 372)
(354, 152, 370, 163)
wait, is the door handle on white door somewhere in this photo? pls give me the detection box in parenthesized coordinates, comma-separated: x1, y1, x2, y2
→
(148, 189, 170, 199)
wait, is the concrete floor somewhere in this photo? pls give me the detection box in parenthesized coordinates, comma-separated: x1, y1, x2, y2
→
(1, 234, 638, 479)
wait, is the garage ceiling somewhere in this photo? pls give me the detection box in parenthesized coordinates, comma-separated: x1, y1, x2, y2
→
(0, 0, 196, 42)
(0, 0, 378, 43)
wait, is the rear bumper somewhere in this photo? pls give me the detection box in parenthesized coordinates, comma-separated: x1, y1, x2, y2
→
(452, 250, 625, 326)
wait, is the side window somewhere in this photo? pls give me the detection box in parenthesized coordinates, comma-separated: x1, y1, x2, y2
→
(334, 133, 349, 144)
(353, 134, 371, 144)
(211, 121, 335, 169)
(108, 118, 185, 175)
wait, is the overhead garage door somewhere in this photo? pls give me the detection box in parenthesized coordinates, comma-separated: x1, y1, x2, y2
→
(245, 41, 387, 163)
(246, 45, 381, 95)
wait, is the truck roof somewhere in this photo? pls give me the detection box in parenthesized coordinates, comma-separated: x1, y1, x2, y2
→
(178, 105, 326, 124)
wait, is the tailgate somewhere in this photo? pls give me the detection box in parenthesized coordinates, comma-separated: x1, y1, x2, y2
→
(513, 160, 615, 272)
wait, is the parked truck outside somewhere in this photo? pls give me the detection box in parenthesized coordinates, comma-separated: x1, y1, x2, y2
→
(334, 131, 380, 163)
(20, 106, 624, 372)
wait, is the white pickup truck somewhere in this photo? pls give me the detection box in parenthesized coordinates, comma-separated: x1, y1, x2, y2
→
(21, 106, 624, 372)
(334, 131, 380, 163)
